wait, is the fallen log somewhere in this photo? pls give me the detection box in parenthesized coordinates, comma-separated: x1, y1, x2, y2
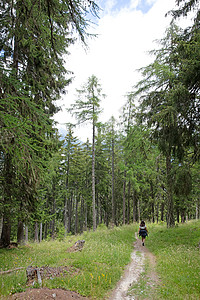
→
(0, 267, 25, 275)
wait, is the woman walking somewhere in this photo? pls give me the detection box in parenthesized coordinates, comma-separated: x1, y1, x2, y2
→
(138, 220, 148, 246)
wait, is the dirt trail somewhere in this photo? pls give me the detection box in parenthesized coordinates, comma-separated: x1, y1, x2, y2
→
(108, 232, 159, 300)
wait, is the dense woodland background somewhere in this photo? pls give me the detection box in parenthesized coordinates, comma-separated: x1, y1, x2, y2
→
(0, 0, 199, 247)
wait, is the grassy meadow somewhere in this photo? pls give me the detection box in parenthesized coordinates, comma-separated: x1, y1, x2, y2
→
(0, 224, 138, 299)
(143, 220, 200, 299)
(0, 220, 200, 299)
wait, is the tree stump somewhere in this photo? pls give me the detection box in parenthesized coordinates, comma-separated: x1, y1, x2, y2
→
(67, 240, 85, 252)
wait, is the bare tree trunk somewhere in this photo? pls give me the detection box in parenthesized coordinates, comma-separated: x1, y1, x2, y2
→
(64, 198, 68, 237)
(137, 198, 140, 223)
(133, 190, 136, 222)
(40, 223, 43, 242)
(150, 181, 155, 223)
(96, 191, 99, 226)
(166, 154, 175, 227)
(25, 225, 28, 243)
(17, 220, 24, 244)
(0, 217, 3, 239)
(127, 181, 131, 224)
(34, 222, 39, 242)
(123, 170, 126, 225)
(161, 199, 165, 222)
(80, 196, 84, 233)
(156, 202, 159, 223)
(75, 195, 79, 235)
(92, 115, 96, 231)
(85, 202, 88, 231)
(1, 216, 11, 247)
(51, 196, 56, 239)
(68, 196, 72, 233)
(111, 135, 115, 225)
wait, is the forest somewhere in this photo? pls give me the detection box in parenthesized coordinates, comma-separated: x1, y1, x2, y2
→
(0, 0, 200, 248)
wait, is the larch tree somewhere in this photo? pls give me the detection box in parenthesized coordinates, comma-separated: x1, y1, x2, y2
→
(134, 23, 186, 227)
(0, 0, 99, 246)
(68, 75, 105, 231)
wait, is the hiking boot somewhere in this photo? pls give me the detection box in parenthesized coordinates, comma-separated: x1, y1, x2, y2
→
(142, 242, 144, 246)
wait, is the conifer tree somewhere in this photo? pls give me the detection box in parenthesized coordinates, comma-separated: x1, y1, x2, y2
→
(68, 75, 105, 231)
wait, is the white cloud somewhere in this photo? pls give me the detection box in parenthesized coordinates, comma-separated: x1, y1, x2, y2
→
(54, 0, 191, 142)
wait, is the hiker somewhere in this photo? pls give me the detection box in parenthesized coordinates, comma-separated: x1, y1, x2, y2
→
(138, 220, 148, 246)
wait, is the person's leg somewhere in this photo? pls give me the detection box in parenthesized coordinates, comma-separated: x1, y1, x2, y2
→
(142, 236, 145, 246)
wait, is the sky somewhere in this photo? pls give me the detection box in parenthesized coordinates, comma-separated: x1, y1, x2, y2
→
(53, 0, 191, 142)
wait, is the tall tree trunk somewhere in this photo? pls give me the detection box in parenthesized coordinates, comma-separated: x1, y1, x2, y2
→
(17, 220, 24, 244)
(1, 154, 13, 247)
(0, 217, 3, 239)
(64, 198, 68, 236)
(133, 190, 136, 222)
(127, 181, 131, 224)
(25, 225, 28, 243)
(92, 115, 96, 231)
(40, 222, 43, 242)
(85, 202, 88, 231)
(111, 136, 115, 225)
(150, 181, 155, 223)
(51, 196, 56, 239)
(123, 170, 126, 225)
(96, 191, 99, 226)
(160, 199, 165, 222)
(80, 196, 84, 233)
(68, 196, 72, 233)
(75, 195, 78, 234)
(137, 198, 140, 222)
(34, 221, 39, 242)
(1, 217, 11, 247)
(166, 154, 175, 227)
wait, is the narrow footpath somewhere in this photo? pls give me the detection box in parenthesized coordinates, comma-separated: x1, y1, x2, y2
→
(108, 233, 160, 300)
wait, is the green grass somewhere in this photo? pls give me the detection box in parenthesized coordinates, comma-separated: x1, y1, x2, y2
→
(145, 220, 200, 299)
(0, 224, 137, 299)
(1, 221, 200, 299)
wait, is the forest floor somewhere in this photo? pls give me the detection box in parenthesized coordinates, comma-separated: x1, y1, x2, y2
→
(7, 233, 159, 300)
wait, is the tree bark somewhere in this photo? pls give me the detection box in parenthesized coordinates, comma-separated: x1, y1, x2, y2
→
(64, 198, 68, 236)
(127, 181, 131, 224)
(150, 181, 155, 223)
(0, 217, 3, 239)
(25, 225, 28, 243)
(92, 111, 96, 231)
(40, 222, 43, 242)
(111, 135, 115, 225)
(34, 221, 39, 242)
(1, 217, 11, 247)
(137, 198, 140, 222)
(123, 170, 126, 225)
(75, 195, 78, 235)
(67, 196, 72, 233)
(17, 220, 24, 244)
(166, 154, 175, 227)
(133, 190, 136, 222)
